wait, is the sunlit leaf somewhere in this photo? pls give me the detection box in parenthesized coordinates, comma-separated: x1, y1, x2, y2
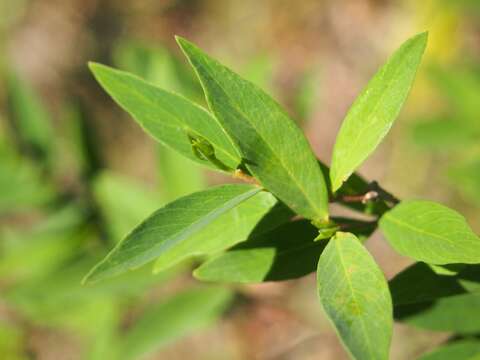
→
(330, 32, 427, 191)
(380, 200, 480, 264)
(89, 63, 240, 171)
(177, 36, 329, 222)
(317, 232, 392, 360)
(84, 184, 262, 283)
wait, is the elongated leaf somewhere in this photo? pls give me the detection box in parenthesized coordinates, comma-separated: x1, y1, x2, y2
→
(7, 71, 54, 162)
(89, 63, 240, 171)
(121, 287, 232, 360)
(395, 293, 480, 334)
(418, 340, 480, 360)
(330, 32, 427, 191)
(380, 200, 480, 264)
(317, 232, 392, 360)
(153, 192, 292, 273)
(177, 37, 329, 222)
(194, 220, 321, 283)
(83, 184, 261, 283)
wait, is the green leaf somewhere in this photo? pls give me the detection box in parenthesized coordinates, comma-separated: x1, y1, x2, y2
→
(83, 184, 261, 283)
(0, 206, 86, 281)
(89, 63, 240, 171)
(379, 200, 480, 264)
(316, 232, 392, 360)
(120, 287, 232, 360)
(177, 36, 329, 222)
(330, 32, 427, 191)
(194, 220, 322, 283)
(7, 70, 54, 163)
(153, 191, 292, 273)
(0, 150, 55, 214)
(395, 293, 480, 334)
(418, 340, 480, 360)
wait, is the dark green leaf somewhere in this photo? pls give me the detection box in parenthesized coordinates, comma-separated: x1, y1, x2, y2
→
(390, 263, 480, 306)
(380, 200, 480, 264)
(330, 32, 427, 191)
(194, 220, 321, 283)
(84, 184, 262, 283)
(317, 232, 392, 360)
(177, 36, 329, 222)
(395, 293, 480, 334)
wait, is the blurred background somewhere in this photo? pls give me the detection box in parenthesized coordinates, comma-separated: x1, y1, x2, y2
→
(1, 0, 480, 359)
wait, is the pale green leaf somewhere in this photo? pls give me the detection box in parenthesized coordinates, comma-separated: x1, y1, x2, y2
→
(153, 191, 291, 273)
(317, 232, 392, 360)
(83, 184, 261, 283)
(330, 32, 427, 191)
(177, 36, 329, 222)
(89, 63, 240, 171)
(379, 200, 480, 264)
(121, 287, 232, 360)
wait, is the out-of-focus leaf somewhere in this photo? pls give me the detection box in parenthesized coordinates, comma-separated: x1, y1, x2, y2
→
(317, 232, 392, 360)
(330, 32, 427, 191)
(89, 63, 240, 171)
(92, 171, 162, 242)
(395, 293, 480, 334)
(177, 36, 329, 222)
(430, 66, 480, 124)
(0, 322, 26, 360)
(241, 54, 275, 92)
(380, 200, 480, 264)
(84, 184, 262, 283)
(0, 146, 55, 214)
(194, 220, 321, 283)
(153, 191, 292, 273)
(411, 117, 475, 150)
(120, 287, 232, 360)
(6, 71, 54, 162)
(448, 159, 480, 203)
(0, 206, 86, 280)
(157, 146, 206, 202)
(418, 340, 480, 360)
(113, 40, 202, 101)
(294, 67, 321, 122)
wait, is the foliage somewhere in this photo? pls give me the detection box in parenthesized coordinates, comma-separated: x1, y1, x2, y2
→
(84, 31, 480, 360)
